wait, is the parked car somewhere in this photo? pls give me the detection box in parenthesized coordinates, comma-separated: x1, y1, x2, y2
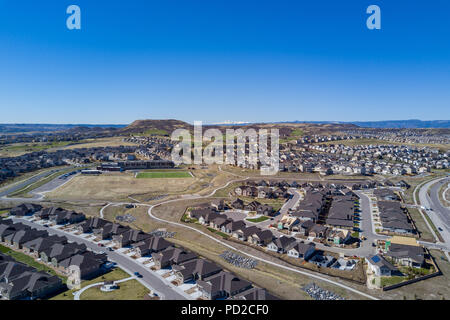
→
(438, 227, 443, 231)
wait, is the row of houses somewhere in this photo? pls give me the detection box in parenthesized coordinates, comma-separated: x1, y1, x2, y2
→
(229, 199, 275, 216)
(342, 128, 449, 147)
(0, 252, 64, 300)
(188, 207, 321, 264)
(0, 217, 108, 299)
(373, 189, 416, 235)
(234, 185, 290, 199)
(75, 216, 277, 300)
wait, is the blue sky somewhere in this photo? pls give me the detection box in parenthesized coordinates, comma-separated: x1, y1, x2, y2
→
(0, 1, 449, 124)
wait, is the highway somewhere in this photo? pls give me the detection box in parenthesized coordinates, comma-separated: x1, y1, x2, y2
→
(9, 217, 187, 300)
(416, 176, 450, 260)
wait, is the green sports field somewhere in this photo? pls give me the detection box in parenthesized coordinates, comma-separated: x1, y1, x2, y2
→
(136, 171, 192, 179)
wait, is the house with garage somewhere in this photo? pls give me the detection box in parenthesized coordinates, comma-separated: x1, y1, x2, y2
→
(221, 220, 246, 235)
(112, 229, 151, 248)
(9, 203, 42, 216)
(287, 242, 316, 260)
(366, 254, 399, 276)
(266, 236, 296, 253)
(132, 236, 172, 257)
(173, 258, 222, 284)
(196, 271, 253, 300)
(152, 247, 197, 269)
(247, 229, 274, 246)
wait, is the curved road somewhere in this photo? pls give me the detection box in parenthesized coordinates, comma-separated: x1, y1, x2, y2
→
(415, 175, 450, 259)
(139, 178, 379, 300)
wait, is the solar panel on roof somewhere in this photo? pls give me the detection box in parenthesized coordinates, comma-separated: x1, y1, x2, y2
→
(371, 255, 381, 263)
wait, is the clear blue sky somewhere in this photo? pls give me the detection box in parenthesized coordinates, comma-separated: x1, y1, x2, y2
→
(0, 1, 449, 124)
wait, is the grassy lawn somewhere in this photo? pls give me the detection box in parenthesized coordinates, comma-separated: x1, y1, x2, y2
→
(136, 171, 192, 179)
(246, 216, 270, 223)
(408, 208, 435, 242)
(207, 227, 230, 239)
(380, 276, 407, 287)
(51, 268, 137, 300)
(0, 209, 8, 217)
(0, 244, 67, 283)
(80, 279, 150, 300)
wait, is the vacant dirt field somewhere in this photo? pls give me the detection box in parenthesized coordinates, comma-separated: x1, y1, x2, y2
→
(55, 137, 138, 150)
(45, 172, 199, 202)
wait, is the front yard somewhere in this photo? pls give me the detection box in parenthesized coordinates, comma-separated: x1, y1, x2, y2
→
(50, 268, 149, 300)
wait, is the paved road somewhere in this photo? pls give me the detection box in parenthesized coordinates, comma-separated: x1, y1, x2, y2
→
(9, 217, 186, 300)
(418, 177, 450, 246)
(144, 191, 379, 300)
(0, 167, 79, 201)
(0, 170, 59, 198)
(417, 176, 450, 260)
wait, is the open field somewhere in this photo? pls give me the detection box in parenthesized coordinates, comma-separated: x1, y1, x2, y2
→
(56, 136, 138, 150)
(0, 141, 77, 157)
(407, 208, 435, 242)
(136, 171, 191, 179)
(102, 204, 165, 232)
(44, 172, 199, 202)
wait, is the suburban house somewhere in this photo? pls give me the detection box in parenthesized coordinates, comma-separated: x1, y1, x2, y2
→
(9, 203, 42, 216)
(112, 229, 151, 248)
(232, 225, 260, 242)
(385, 243, 425, 268)
(132, 236, 172, 257)
(93, 222, 130, 240)
(0, 256, 63, 300)
(221, 220, 246, 234)
(287, 242, 316, 260)
(366, 254, 399, 276)
(58, 251, 107, 279)
(22, 235, 67, 258)
(266, 236, 296, 253)
(172, 258, 222, 284)
(247, 229, 274, 246)
(76, 217, 110, 233)
(196, 271, 253, 300)
(151, 247, 197, 269)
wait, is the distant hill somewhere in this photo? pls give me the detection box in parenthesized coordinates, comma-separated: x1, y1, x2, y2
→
(0, 123, 126, 134)
(119, 119, 193, 136)
(277, 119, 450, 129)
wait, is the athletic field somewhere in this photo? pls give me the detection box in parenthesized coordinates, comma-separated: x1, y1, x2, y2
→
(136, 171, 192, 179)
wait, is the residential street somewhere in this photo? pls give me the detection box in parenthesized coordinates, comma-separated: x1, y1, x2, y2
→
(9, 217, 187, 300)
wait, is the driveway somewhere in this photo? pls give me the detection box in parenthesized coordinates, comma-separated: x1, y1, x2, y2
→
(9, 217, 187, 300)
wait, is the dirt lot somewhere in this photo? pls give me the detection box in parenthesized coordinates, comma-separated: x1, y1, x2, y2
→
(44, 172, 200, 202)
(54, 136, 138, 150)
